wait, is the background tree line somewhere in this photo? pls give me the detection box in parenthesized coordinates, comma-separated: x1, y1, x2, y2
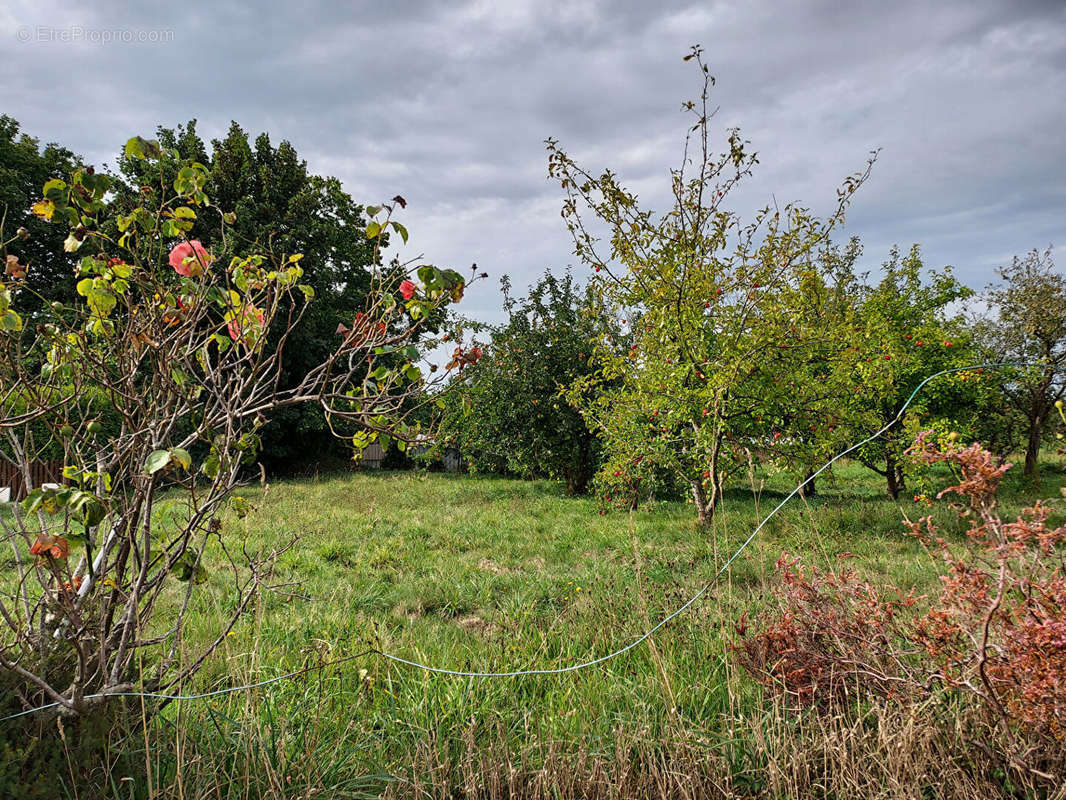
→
(2, 112, 1063, 508)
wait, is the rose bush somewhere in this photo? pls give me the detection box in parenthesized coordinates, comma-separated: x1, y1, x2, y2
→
(0, 135, 475, 720)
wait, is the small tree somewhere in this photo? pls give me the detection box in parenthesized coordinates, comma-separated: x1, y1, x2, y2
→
(845, 244, 979, 498)
(975, 247, 1066, 483)
(0, 136, 473, 719)
(552, 47, 875, 524)
(439, 270, 614, 494)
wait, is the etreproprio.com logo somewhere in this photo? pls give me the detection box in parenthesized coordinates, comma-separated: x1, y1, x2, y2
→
(16, 25, 175, 44)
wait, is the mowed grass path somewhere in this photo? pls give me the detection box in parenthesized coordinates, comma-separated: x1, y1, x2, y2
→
(157, 459, 1045, 792)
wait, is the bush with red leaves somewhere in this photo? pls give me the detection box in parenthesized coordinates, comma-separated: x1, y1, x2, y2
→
(733, 553, 922, 707)
(907, 432, 1066, 741)
(736, 432, 1066, 744)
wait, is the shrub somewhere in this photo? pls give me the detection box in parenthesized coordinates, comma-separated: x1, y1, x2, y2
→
(907, 432, 1066, 741)
(0, 137, 473, 722)
(736, 432, 1066, 776)
(733, 553, 921, 707)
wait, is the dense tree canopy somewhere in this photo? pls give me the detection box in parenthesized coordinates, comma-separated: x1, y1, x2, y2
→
(439, 270, 614, 494)
(0, 116, 82, 314)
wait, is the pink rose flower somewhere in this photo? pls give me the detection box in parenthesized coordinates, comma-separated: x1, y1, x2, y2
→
(400, 279, 417, 300)
(227, 305, 265, 343)
(169, 240, 213, 277)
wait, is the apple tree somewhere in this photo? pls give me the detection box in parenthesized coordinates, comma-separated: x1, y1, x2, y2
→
(438, 270, 616, 494)
(843, 244, 984, 498)
(553, 47, 875, 524)
(974, 247, 1066, 483)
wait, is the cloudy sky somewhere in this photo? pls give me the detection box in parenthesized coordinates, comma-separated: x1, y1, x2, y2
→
(3, 0, 1063, 323)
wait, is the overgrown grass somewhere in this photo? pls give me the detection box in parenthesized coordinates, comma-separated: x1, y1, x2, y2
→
(6, 456, 1066, 798)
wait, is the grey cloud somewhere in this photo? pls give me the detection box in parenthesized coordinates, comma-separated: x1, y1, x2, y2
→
(1, 0, 1062, 325)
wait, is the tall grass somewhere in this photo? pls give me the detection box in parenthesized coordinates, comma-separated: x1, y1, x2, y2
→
(5, 457, 1065, 798)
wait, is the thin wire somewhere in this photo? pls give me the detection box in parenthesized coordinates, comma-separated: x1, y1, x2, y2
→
(0, 361, 1035, 719)
(0, 651, 374, 722)
(379, 361, 1027, 676)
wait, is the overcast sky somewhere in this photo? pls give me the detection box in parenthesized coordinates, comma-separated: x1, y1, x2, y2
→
(2, 0, 1063, 324)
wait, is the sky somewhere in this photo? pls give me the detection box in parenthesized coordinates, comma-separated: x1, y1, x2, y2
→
(2, 0, 1064, 326)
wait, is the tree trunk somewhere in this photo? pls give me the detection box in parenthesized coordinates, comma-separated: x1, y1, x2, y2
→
(691, 479, 714, 527)
(798, 469, 817, 498)
(571, 439, 596, 495)
(1024, 410, 1046, 484)
(885, 452, 905, 500)
(691, 426, 725, 526)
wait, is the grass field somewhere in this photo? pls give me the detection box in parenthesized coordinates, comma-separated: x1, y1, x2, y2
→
(6, 456, 1066, 798)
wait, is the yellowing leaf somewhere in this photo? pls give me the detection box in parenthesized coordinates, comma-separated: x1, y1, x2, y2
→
(32, 200, 55, 220)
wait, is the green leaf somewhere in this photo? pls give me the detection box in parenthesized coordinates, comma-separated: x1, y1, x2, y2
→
(175, 553, 208, 584)
(42, 179, 67, 200)
(417, 265, 440, 286)
(231, 495, 250, 519)
(145, 450, 172, 475)
(87, 288, 116, 318)
(366, 221, 382, 240)
(124, 137, 146, 160)
(201, 452, 220, 479)
(173, 206, 197, 219)
(71, 493, 107, 527)
(22, 489, 44, 515)
(390, 221, 409, 244)
(0, 310, 22, 332)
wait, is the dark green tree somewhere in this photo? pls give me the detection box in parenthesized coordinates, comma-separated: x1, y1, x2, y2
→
(440, 270, 614, 494)
(0, 116, 82, 313)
